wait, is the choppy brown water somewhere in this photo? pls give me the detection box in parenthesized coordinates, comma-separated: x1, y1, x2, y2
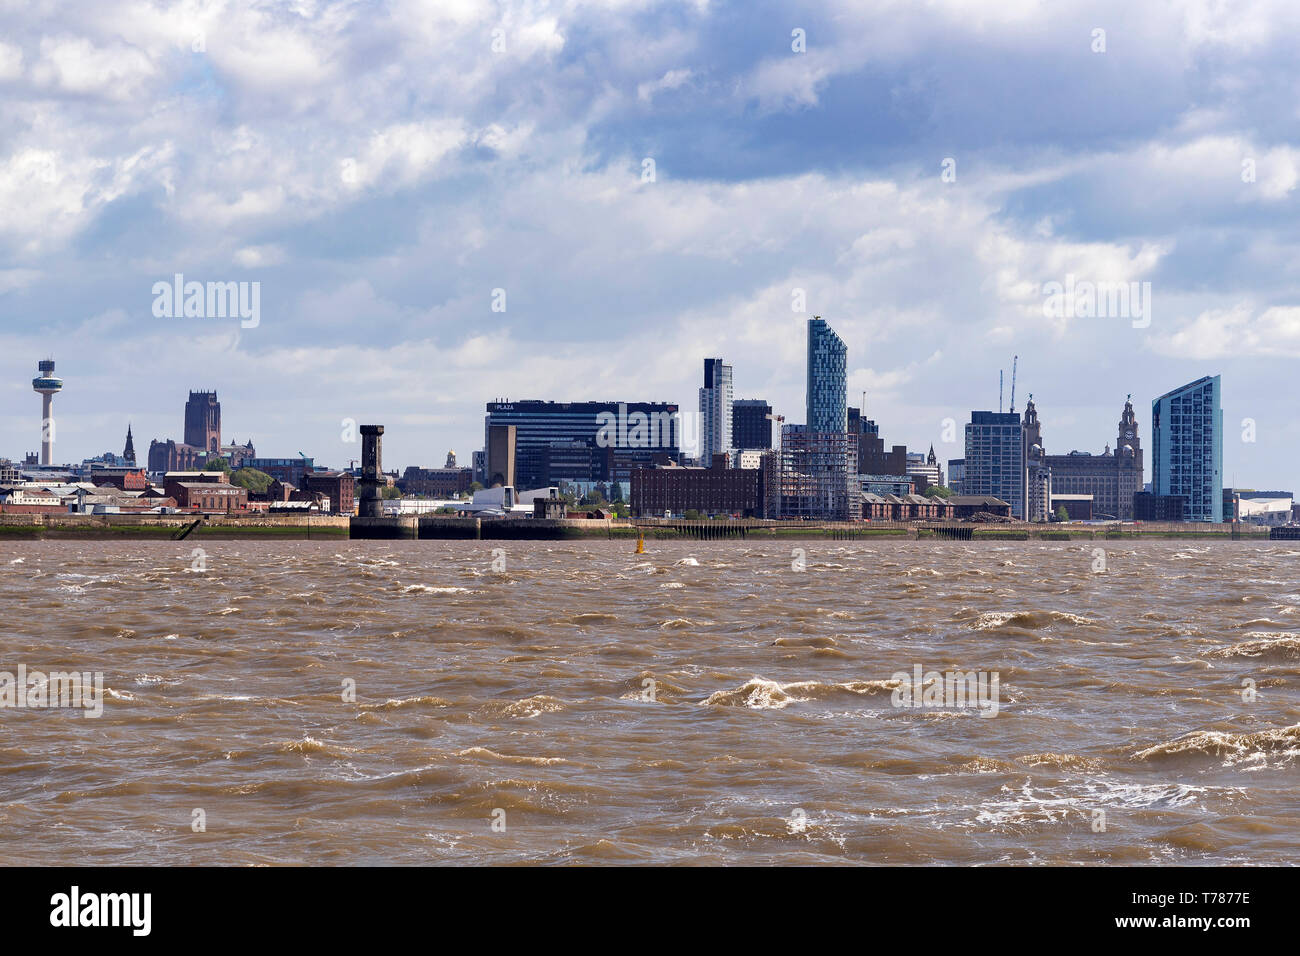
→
(1, 539, 1297, 865)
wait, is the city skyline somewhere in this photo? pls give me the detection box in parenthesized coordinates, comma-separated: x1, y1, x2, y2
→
(0, 353, 1265, 495)
(1, 2, 1297, 487)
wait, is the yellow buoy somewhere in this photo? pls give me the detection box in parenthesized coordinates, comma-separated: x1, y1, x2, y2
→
(635, 532, 645, 554)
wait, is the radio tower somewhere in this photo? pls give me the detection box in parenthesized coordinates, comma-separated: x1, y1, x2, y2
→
(32, 359, 63, 466)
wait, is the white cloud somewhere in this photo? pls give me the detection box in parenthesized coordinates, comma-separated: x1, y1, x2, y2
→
(637, 68, 692, 103)
(1153, 305, 1300, 359)
(354, 120, 468, 189)
(0, 41, 23, 80)
(234, 245, 285, 268)
(30, 36, 156, 99)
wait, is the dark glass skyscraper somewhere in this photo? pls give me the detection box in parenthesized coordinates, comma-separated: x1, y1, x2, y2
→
(732, 399, 772, 450)
(484, 400, 681, 491)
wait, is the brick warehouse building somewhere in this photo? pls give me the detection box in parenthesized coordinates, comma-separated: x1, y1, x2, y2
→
(401, 466, 473, 497)
(165, 479, 248, 512)
(301, 470, 355, 514)
(631, 455, 764, 517)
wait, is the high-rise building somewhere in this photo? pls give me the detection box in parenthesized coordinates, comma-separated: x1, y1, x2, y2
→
(806, 317, 847, 433)
(964, 411, 1025, 519)
(1152, 375, 1222, 522)
(184, 391, 221, 453)
(31, 359, 63, 466)
(775, 318, 856, 519)
(483, 400, 681, 491)
(699, 358, 733, 461)
(732, 399, 772, 450)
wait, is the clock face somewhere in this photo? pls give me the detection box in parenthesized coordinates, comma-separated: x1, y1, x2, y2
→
(1125, 430, 1134, 439)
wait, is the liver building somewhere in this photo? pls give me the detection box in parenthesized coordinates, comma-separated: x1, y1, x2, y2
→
(1024, 396, 1144, 521)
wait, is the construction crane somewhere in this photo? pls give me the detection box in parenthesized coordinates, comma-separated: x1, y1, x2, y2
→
(766, 412, 785, 453)
(999, 370, 1003, 413)
(1009, 355, 1018, 414)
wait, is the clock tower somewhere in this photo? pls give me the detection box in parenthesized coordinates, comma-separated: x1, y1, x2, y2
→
(1116, 395, 1142, 519)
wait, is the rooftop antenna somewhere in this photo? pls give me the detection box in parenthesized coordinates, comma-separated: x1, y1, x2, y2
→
(999, 369, 1004, 414)
(1009, 355, 1018, 413)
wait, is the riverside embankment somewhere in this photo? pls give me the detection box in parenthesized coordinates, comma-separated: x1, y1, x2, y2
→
(0, 512, 1277, 541)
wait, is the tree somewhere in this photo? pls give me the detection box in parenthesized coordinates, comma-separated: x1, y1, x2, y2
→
(469, 481, 483, 493)
(204, 457, 231, 473)
(231, 467, 273, 494)
(683, 509, 703, 520)
(381, 486, 402, 499)
(1055, 504, 1070, 522)
(927, 485, 953, 498)
(610, 481, 625, 502)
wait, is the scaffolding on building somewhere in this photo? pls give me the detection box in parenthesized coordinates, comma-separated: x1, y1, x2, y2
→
(772, 429, 858, 520)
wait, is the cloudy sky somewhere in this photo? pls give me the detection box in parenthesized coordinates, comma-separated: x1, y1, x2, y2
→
(1, 0, 1297, 486)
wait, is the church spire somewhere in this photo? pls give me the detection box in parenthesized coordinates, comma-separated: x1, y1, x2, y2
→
(123, 423, 136, 465)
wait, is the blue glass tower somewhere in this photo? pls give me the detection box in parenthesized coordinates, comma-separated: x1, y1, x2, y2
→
(1151, 375, 1222, 522)
(806, 318, 847, 433)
